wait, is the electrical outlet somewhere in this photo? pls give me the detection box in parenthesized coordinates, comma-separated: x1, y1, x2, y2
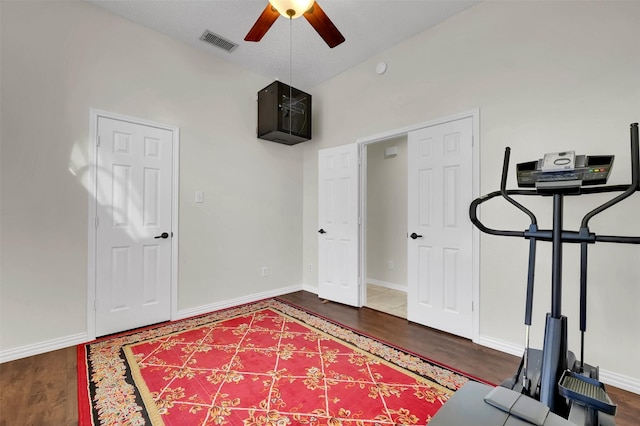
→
(261, 266, 269, 277)
(388, 260, 394, 270)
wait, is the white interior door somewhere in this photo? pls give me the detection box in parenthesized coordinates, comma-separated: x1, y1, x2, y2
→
(407, 117, 473, 338)
(318, 144, 360, 307)
(95, 116, 174, 336)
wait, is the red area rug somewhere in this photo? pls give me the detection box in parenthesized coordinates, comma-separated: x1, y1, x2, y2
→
(78, 298, 482, 425)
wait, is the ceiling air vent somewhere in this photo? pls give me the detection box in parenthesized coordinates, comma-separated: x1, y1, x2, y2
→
(199, 30, 238, 52)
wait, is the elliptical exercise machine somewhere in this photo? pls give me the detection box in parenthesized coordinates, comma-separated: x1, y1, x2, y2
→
(429, 123, 640, 426)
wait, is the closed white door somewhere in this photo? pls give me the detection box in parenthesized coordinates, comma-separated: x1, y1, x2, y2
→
(95, 116, 173, 336)
(407, 117, 473, 338)
(318, 144, 360, 307)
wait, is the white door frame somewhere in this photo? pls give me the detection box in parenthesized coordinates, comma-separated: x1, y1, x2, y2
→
(87, 109, 180, 341)
(357, 109, 480, 343)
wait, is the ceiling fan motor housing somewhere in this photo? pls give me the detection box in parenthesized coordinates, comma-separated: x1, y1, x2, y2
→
(269, 0, 314, 19)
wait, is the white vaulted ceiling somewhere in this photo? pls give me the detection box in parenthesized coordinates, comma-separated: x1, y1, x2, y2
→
(87, 0, 480, 90)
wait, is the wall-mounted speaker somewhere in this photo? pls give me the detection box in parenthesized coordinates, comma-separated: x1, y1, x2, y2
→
(257, 81, 311, 145)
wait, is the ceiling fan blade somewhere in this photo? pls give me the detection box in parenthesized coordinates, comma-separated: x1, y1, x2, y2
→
(244, 4, 280, 42)
(303, 1, 345, 48)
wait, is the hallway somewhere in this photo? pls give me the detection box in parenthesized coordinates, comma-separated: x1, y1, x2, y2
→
(366, 283, 407, 319)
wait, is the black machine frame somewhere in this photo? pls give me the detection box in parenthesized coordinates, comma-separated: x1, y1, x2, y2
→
(465, 123, 640, 425)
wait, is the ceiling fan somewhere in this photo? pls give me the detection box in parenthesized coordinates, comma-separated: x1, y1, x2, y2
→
(244, 0, 345, 48)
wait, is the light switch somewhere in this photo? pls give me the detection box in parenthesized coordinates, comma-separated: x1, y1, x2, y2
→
(195, 191, 204, 203)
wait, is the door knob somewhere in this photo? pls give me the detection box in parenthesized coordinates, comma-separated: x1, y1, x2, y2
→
(410, 232, 423, 240)
(318, 229, 327, 234)
(154, 232, 169, 239)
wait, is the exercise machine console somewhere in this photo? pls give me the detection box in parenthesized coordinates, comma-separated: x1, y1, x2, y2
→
(429, 123, 640, 426)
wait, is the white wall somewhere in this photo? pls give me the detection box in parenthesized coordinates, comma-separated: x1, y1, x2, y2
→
(0, 1, 303, 352)
(301, 1, 640, 386)
(1, 0, 639, 392)
(366, 137, 408, 289)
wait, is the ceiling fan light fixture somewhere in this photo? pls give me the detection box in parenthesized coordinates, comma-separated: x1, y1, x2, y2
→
(269, 0, 314, 19)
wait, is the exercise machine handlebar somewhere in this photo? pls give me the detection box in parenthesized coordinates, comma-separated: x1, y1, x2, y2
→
(469, 123, 640, 245)
(577, 123, 640, 371)
(501, 147, 538, 226)
(582, 123, 640, 228)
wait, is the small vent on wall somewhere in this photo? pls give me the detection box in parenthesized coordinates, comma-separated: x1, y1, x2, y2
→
(199, 30, 238, 52)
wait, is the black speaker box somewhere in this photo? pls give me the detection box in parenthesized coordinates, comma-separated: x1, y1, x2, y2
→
(257, 81, 311, 145)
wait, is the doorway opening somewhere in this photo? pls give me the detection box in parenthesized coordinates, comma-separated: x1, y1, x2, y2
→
(364, 136, 408, 318)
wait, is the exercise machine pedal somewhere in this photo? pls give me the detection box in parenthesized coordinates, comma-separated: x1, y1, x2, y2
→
(558, 370, 617, 416)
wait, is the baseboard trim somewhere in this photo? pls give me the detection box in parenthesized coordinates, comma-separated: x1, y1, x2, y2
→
(301, 283, 318, 294)
(366, 278, 407, 292)
(476, 335, 640, 394)
(0, 332, 89, 364)
(476, 335, 524, 357)
(176, 284, 304, 320)
(599, 369, 640, 395)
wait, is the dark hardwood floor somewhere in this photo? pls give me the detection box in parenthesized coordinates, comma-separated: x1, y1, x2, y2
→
(0, 342, 77, 426)
(0, 290, 638, 425)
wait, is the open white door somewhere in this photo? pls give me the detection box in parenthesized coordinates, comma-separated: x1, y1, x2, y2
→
(94, 116, 174, 336)
(318, 144, 360, 306)
(407, 117, 474, 338)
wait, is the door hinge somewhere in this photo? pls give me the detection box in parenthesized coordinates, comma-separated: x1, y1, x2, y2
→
(95, 216, 99, 228)
(96, 136, 101, 147)
(94, 299, 98, 311)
